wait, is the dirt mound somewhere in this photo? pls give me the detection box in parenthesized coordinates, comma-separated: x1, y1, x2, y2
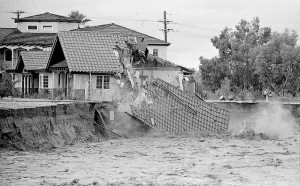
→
(0, 103, 106, 151)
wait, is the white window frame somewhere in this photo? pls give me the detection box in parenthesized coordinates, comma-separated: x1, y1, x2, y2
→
(153, 49, 158, 57)
(42, 25, 53, 30)
(28, 25, 38, 30)
(96, 75, 110, 89)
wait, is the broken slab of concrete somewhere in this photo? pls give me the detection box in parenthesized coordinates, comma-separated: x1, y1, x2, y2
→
(130, 78, 230, 135)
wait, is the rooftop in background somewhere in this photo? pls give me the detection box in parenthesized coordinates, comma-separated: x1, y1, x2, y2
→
(0, 30, 56, 47)
(0, 28, 19, 41)
(74, 23, 170, 46)
(19, 51, 51, 71)
(14, 12, 81, 23)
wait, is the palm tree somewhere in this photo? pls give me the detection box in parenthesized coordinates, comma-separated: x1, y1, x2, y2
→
(68, 10, 91, 28)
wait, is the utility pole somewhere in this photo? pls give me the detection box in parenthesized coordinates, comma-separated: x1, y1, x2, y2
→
(158, 11, 173, 42)
(11, 10, 25, 19)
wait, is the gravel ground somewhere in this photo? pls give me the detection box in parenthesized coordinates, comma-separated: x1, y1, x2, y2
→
(0, 133, 299, 186)
(0, 98, 75, 109)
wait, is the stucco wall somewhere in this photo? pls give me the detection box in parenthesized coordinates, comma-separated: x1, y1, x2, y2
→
(17, 22, 78, 33)
(14, 73, 22, 88)
(137, 69, 181, 87)
(73, 74, 122, 101)
(210, 101, 300, 133)
(18, 22, 58, 33)
(51, 72, 59, 88)
(73, 74, 89, 89)
(147, 45, 168, 60)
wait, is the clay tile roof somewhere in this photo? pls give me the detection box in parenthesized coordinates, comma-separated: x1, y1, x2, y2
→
(0, 32, 56, 47)
(56, 31, 126, 73)
(21, 51, 51, 70)
(0, 28, 19, 42)
(14, 12, 81, 23)
(74, 23, 170, 46)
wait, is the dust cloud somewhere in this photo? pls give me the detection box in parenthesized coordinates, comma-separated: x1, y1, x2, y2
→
(253, 102, 297, 138)
(231, 102, 298, 139)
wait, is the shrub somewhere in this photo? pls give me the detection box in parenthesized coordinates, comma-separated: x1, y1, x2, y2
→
(0, 73, 15, 99)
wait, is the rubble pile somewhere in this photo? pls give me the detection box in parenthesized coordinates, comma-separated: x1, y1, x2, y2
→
(236, 129, 271, 140)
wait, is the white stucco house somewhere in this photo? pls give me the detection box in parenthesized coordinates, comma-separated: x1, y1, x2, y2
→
(0, 12, 81, 73)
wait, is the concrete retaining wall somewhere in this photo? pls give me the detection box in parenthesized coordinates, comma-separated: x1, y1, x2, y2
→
(211, 101, 300, 133)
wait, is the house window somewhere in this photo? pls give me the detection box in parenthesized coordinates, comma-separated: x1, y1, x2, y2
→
(96, 75, 110, 89)
(153, 49, 158, 57)
(4, 49, 12, 61)
(43, 75, 49, 88)
(28, 25, 37, 30)
(43, 25, 53, 30)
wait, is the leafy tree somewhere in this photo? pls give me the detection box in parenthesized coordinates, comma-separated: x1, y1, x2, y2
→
(199, 17, 273, 92)
(68, 10, 91, 28)
(199, 57, 230, 92)
(253, 29, 300, 96)
(199, 18, 300, 97)
(209, 17, 272, 90)
(0, 73, 15, 99)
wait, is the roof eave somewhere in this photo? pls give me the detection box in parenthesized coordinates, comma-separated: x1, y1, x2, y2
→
(14, 19, 81, 23)
(134, 67, 180, 71)
(148, 43, 171, 46)
(70, 70, 120, 74)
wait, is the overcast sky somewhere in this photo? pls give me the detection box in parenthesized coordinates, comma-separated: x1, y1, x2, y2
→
(0, 0, 299, 69)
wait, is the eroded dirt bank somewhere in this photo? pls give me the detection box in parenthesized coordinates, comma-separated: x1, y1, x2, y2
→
(0, 101, 150, 151)
(0, 103, 110, 150)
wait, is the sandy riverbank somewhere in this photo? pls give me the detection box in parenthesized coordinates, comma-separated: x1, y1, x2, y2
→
(0, 132, 299, 186)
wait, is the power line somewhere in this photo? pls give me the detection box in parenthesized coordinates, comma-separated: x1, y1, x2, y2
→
(0, 10, 221, 34)
(10, 10, 26, 19)
(158, 11, 173, 42)
(90, 16, 158, 23)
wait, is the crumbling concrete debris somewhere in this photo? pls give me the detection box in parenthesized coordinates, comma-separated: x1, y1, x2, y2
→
(130, 78, 230, 135)
(236, 129, 271, 140)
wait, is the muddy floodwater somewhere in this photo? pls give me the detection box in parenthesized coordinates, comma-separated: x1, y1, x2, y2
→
(0, 133, 299, 186)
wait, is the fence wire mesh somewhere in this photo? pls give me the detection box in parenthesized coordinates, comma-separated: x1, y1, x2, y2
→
(131, 78, 230, 134)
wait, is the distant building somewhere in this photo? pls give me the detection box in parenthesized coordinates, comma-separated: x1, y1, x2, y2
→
(14, 12, 81, 33)
(75, 23, 170, 60)
(0, 12, 80, 72)
(1, 13, 171, 74)
(11, 51, 51, 96)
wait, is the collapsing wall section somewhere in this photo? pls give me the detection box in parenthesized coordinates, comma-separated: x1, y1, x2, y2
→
(131, 78, 230, 134)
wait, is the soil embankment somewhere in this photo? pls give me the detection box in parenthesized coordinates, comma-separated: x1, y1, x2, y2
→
(0, 101, 151, 151)
(1, 100, 299, 151)
(0, 103, 104, 150)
